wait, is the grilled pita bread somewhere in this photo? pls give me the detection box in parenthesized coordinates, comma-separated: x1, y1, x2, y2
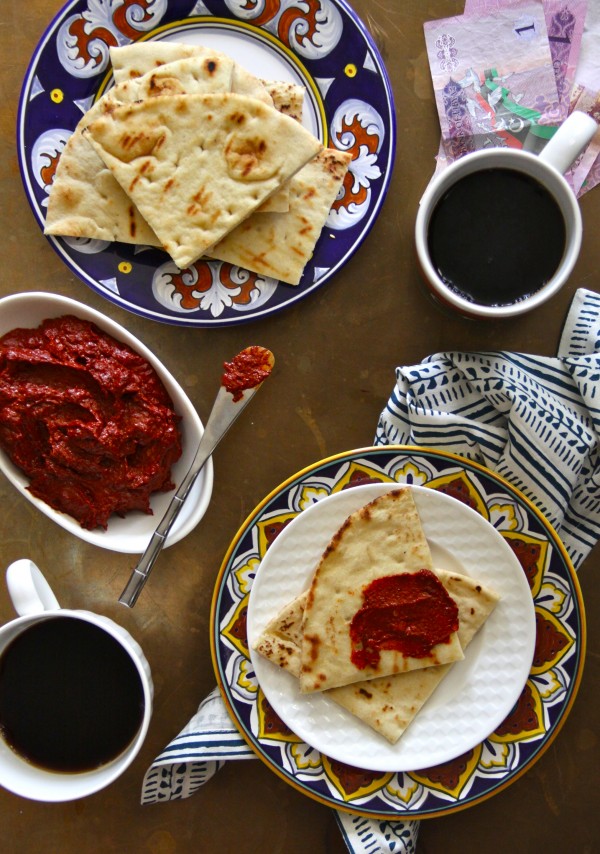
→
(110, 42, 293, 213)
(254, 569, 499, 743)
(253, 81, 306, 213)
(299, 488, 464, 693)
(209, 147, 351, 284)
(110, 42, 274, 105)
(83, 92, 323, 269)
(44, 54, 236, 245)
(261, 79, 306, 123)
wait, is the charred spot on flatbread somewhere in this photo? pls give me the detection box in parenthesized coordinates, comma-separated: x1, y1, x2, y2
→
(224, 130, 281, 182)
(83, 93, 322, 269)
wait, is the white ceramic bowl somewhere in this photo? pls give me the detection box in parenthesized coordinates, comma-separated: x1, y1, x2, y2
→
(0, 292, 213, 552)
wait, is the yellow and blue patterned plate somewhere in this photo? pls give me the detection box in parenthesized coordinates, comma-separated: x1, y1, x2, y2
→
(211, 446, 586, 818)
(17, 0, 395, 326)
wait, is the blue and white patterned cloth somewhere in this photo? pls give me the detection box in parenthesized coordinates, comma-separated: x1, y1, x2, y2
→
(375, 288, 600, 573)
(142, 288, 600, 853)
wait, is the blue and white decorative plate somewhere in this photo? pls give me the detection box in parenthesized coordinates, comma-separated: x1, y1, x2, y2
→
(18, 0, 395, 327)
(211, 447, 586, 818)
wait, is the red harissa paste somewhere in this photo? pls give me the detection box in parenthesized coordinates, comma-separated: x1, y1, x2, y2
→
(350, 569, 460, 669)
(222, 346, 272, 401)
(0, 316, 182, 530)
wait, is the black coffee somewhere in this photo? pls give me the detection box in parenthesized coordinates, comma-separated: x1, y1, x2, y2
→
(0, 617, 145, 773)
(427, 168, 566, 306)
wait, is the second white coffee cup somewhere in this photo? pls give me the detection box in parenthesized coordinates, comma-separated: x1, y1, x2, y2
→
(0, 560, 153, 801)
(415, 110, 598, 319)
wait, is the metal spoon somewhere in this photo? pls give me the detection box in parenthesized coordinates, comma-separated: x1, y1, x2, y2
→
(118, 346, 275, 608)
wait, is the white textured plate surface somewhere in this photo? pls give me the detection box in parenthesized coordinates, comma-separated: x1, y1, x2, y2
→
(247, 484, 536, 772)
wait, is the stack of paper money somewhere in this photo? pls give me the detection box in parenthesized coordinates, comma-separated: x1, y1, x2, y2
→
(424, 0, 600, 196)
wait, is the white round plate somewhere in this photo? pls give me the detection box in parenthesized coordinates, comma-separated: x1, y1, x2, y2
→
(0, 292, 213, 552)
(247, 484, 536, 772)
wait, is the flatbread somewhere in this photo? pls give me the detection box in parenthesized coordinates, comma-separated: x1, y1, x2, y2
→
(209, 147, 352, 285)
(299, 488, 464, 693)
(253, 569, 499, 743)
(329, 570, 499, 742)
(261, 80, 306, 123)
(83, 93, 323, 269)
(254, 81, 306, 213)
(114, 54, 235, 101)
(110, 44, 303, 213)
(110, 42, 274, 105)
(255, 590, 307, 676)
(44, 54, 236, 245)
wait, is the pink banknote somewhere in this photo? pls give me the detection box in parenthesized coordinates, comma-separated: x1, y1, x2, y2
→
(465, 0, 588, 120)
(569, 3, 600, 194)
(424, 1, 560, 167)
(567, 85, 600, 194)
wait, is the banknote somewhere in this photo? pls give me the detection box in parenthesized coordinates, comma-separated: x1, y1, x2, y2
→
(567, 85, 600, 194)
(465, 0, 588, 121)
(572, 0, 600, 92)
(578, 148, 600, 195)
(461, 1, 591, 191)
(424, 1, 560, 167)
(569, 3, 600, 194)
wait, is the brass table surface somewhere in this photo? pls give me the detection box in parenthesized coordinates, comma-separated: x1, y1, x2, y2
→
(0, 1, 598, 851)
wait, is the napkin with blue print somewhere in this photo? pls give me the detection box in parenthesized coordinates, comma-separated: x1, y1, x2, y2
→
(142, 687, 419, 853)
(142, 287, 600, 852)
(375, 287, 600, 573)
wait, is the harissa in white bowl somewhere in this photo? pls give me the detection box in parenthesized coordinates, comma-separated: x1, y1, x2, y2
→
(0, 291, 213, 552)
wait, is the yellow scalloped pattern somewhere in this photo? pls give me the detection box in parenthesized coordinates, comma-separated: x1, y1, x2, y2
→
(409, 744, 483, 799)
(489, 680, 545, 744)
(427, 471, 490, 519)
(500, 531, 549, 597)
(221, 595, 250, 657)
(531, 607, 574, 675)
(321, 754, 395, 802)
(257, 689, 302, 744)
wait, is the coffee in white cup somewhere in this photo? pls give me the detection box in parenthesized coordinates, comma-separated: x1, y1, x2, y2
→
(415, 111, 598, 319)
(0, 560, 153, 801)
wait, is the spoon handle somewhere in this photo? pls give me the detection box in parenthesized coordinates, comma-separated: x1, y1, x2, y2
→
(118, 384, 261, 608)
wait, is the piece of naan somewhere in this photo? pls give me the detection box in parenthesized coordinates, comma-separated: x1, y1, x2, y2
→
(110, 42, 293, 214)
(299, 489, 464, 693)
(44, 53, 236, 245)
(209, 147, 351, 285)
(83, 93, 323, 269)
(110, 41, 274, 105)
(254, 569, 499, 743)
(261, 79, 306, 123)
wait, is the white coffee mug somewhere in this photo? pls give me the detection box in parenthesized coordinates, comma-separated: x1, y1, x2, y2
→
(0, 559, 153, 801)
(415, 110, 598, 319)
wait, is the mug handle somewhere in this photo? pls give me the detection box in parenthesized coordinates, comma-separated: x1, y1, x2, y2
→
(6, 559, 61, 615)
(539, 110, 598, 175)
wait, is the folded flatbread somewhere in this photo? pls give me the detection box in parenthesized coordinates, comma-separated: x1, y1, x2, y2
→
(299, 488, 464, 693)
(252, 80, 306, 213)
(210, 147, 352, 285)
(261, 79, 306, 123)
(83, 93, 323, 269)
(110, 42, 274, 105)
(44, 54, 236, 245)
(254, 569, 499, 743)
(110, 43, 295, 213)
